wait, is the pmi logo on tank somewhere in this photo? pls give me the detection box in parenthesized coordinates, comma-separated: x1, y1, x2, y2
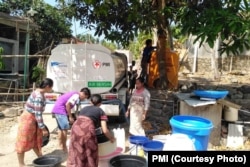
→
(92, 60, 110, 69)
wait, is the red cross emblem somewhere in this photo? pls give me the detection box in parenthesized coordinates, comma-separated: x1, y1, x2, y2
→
(93, 60, 101, 69)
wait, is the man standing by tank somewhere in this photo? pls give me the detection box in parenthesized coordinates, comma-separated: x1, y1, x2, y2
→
(52, 87, 91, 152)
(140, 39, 156, 83)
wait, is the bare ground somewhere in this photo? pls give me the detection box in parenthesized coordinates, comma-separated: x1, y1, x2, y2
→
(0, 110, 130, 167)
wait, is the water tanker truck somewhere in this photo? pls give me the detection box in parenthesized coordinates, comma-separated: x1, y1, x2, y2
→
(45, 43, 129, 122)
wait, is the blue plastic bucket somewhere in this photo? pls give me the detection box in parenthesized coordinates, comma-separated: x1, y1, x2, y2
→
(143, 141, 164, 152)
(129, 136, 149, 145)
(169, 115, 213, 150)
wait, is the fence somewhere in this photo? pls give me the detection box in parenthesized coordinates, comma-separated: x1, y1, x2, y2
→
(0, 54, 48, 103)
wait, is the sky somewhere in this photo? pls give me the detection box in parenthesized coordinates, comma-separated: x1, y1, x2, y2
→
(44, 0, 99, 38)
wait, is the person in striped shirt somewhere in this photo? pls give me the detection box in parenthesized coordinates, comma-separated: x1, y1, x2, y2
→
(15, 78, 53, 167)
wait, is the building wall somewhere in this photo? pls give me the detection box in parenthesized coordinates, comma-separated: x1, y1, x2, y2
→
(182, 56, 250, 73)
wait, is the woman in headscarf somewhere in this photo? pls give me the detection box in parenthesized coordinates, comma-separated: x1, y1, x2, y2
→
(67, 94, 115, 167)
(15, 78, 53, 167)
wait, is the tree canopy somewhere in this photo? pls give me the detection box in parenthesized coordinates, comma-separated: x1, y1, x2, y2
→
(64, 0, 249, 55)
(1, 0, 248, 55)
(64, 0, 157, 46)
(178, 0, 250, 55)
(0, 0, 72, 54)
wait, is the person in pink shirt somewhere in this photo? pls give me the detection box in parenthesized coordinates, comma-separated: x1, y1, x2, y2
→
(52, 87, 91, 152)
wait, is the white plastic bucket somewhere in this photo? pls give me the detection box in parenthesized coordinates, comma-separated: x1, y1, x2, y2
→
(112, 128, 125, 153)
(152, 135, 170, 143)
(163, 133, 196, 151)
(98, 140, 117, 157)
(224, 106, 238, 122)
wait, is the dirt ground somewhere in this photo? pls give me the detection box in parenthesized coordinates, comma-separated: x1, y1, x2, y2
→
(0, 113, 69, 166)
(1, 71, 250, 166)
(0, 111, 130, 167)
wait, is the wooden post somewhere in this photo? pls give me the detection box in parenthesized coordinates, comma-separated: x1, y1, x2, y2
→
(33, 82, 36, 91)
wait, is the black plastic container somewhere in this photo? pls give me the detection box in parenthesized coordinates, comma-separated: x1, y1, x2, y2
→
(42, 124, 50, 147)
(97, 133, 109, 143)
(109, 155, 146, 167)
(33, 155, 62, 167)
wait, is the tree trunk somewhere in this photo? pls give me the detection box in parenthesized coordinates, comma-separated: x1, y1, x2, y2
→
(212, 38, 220, 80)
(155, 0, 168, 89)
(156, 30, 168, 89)
(167, 25, 174, 50)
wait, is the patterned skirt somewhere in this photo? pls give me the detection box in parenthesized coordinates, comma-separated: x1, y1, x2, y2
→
(67, 116, 98, 167)
(15, 111, 42, 153)
(129, 104, 146, 136)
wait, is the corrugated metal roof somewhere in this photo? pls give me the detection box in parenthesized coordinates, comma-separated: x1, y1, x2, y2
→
(226, 123, 244, 148)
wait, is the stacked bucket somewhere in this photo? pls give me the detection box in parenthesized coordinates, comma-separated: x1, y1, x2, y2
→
(109, 135, 164, 167)
(169, 115, 214, 151)
(108, 115, 214, 167)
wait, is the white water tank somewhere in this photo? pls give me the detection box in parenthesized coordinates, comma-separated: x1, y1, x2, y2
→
(47, 44, 127, 94)
(115, 49, 133, 66)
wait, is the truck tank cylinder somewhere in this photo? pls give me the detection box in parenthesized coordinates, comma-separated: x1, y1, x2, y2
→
(46, 44, 128, 94)
(111, 77, 127, 93)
